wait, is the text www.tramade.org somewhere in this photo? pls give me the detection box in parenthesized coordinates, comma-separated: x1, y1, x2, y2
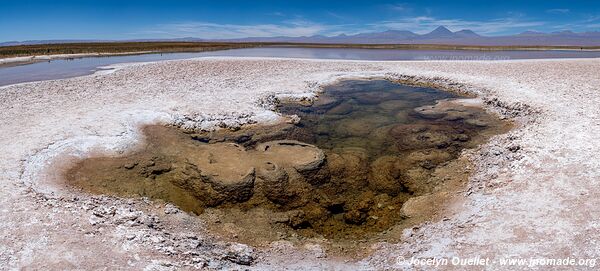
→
(396, 256, 597, 268)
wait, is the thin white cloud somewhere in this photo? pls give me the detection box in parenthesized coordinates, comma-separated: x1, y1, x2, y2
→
(506, 11, 526, 18)
(584, 15, 600, 23)
(140, 21, 328, 39)
(546, 9, 570, 14)
(548, 14, 600, 32)
(388, 3, 411, 12)
(326, 11, 345, 20)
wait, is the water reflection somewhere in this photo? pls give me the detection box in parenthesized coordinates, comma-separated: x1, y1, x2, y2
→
(2, 47, 599, 87)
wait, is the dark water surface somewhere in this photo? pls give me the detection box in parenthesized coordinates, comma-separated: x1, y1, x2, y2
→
(2, 47, 600, 87)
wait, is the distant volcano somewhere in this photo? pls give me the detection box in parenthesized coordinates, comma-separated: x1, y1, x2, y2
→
(3, 26, 600, 46)
(192, 26, 600, 46)
(421, 26, 456, 39)
(214, 25, 600, 46)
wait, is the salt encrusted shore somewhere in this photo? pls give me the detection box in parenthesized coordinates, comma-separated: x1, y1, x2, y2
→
(0, 52, 154, 67)
(1, 57, 599, 270)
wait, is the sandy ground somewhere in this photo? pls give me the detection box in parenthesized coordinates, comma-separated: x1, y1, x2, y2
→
(1, 57, 599, 270)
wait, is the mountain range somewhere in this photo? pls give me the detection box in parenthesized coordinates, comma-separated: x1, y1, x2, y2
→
(3, 26, 600, 46)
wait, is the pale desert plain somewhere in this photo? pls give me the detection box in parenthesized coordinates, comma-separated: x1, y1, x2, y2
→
(1, 56, 600, 270)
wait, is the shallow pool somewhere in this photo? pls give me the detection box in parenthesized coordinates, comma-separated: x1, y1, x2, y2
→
(2, 47, 600, 87)
(65, 80, 511, 248)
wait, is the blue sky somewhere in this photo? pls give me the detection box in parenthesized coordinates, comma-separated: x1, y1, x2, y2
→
(1, 0, 599, 42)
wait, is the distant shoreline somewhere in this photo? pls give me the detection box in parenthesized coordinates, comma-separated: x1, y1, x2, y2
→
(1, 42, 599, 63)
(0, 42, 256, 65)
(0, 52, 159, 68)
(268, 43, 600, 51)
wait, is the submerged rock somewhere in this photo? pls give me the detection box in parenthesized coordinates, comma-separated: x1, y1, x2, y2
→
(368, 156, 406, 196)
(312, 94, 338, 107)
(378, 99, 410, 111)
(335, 115, 393, 137)
(414, 105, 447, 119)
(389, 124, 454, 150)
(326, 148, 369, 190)
(343, 209, 368, 225)
(414, 99, 477, 122)
(327, 102, 354, 115)
(353, 91, 395, 104)
(465, 119, 489, 127)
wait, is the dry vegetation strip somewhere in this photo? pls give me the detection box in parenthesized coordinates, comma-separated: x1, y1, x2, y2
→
(0, 42, 258, 58)
(1, 42, 599, 58)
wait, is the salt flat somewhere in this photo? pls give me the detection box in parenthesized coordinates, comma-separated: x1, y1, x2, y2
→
(1, 57, 599, 270)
